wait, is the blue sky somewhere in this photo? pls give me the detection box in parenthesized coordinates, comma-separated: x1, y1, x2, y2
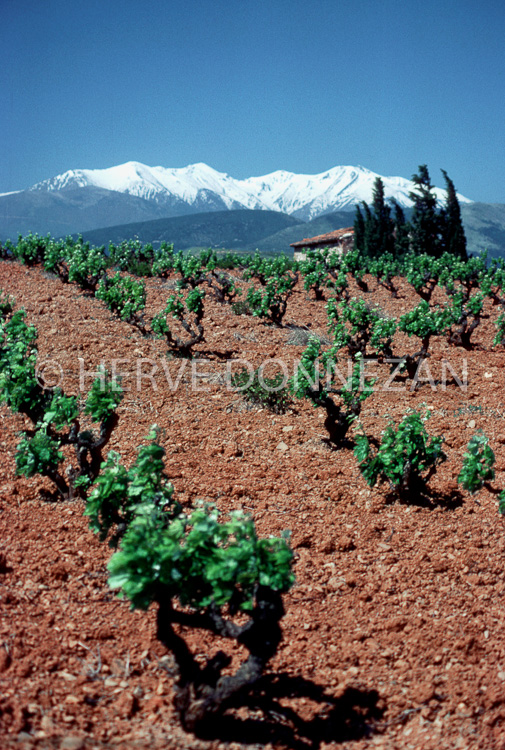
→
(2, 0, 505, 202)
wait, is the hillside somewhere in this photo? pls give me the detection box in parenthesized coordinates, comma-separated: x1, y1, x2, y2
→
(460, 202, 505, 260)
(241, 210, 357, 253)
(78, 204, 505, 259)
(250, 204, 505, 258)
(0, 186, 178, 240)
(1, 253, 505, 748)
(79, 209, 303, 250)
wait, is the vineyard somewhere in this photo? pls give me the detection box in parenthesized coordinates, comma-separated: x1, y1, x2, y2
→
(1, 234, 505, 749)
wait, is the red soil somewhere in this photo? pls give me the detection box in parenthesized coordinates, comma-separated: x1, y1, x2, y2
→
(1, 260, 505, 749)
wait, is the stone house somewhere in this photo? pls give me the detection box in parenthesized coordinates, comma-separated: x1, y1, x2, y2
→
(290, 227, 354, 262)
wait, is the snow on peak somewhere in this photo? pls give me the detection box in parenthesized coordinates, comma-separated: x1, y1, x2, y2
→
(29, 161, 473, 216)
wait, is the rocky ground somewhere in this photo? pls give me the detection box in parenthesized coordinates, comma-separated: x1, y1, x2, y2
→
(1, 259, 505, 750)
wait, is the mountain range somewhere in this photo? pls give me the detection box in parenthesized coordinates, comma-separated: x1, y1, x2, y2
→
(1, 161, 505, 258)
(24, 161, 472, 219)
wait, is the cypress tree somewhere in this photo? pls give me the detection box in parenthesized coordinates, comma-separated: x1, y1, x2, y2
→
(353, 204, 365, 252)
(409, 165, 441, 257)
(362, 201, 374, 257)
(391, 200, 410, 257)
(353, 178, 395, 258)
(440, 169, 467, 260)
(370, 177, 395, 257)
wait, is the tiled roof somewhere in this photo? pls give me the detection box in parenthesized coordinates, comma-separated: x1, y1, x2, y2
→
(290, 227, 354, 248)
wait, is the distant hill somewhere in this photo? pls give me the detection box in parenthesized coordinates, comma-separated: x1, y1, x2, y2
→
(77, 204, 505, 259)
(460, 203, 505, 260)
(79, 209, 303, 250)
(255, 205, 505, 259)
(0, 186, 189, 240)
(241, 211, 357, 254)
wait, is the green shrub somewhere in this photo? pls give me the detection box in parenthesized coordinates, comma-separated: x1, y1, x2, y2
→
(0, 310, 44, 421)
(458, 432, 495, 494)
(174, 254, 206, 289)
(299, 250, 330, 300)
(151, 288, 205, 356)
(214, 251, 245, 270)
(231, 299, 252, 316)
(96, 273, 146, 330)
(355, 410, 445, 499)
(11, 365, 123, 500)
(368, 253, 400, 297)
(0, 291, 14, 319)
(207, 269, 241, 304)
(1, 305, 123, 499)
(108, 239, 155, 275)
(290, 338, 374, 446)
(66, 242, 107, 291)
(446, 291, 484, 348)
(86, 433, 294, 731)
(231, 366, 291, 413)
(246, 272, 297, 326)
(85, 429, 176, 547)
(327, 296, 397, 358)
(12, 233, 51, 266)
(152, 242, 176, 278)
(401, 252, 442, 301)
(493, 312, 505, 347)
(16, 430, 63, 478)
(84, 365, 123, 423)
(398, 300, 451, 379)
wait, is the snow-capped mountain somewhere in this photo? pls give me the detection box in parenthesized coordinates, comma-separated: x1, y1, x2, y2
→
(30, 161, 472, 221)
(30, 162, 263, 212)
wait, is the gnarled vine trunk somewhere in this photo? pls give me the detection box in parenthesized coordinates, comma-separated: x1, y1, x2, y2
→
(155, 587, 285, 732)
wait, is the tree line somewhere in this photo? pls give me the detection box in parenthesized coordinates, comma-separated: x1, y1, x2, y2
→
(353, 164, 467, 260)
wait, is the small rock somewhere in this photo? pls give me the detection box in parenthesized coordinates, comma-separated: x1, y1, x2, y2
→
(282, 425, 294, 432)
(143, 695, 164, 714)
(40, 715, 54, 732)
(378, 542, 392, 552)
(276, 441, 289, 452)
(327, 576, 346, 592)
(0, 648, 11, 672)
(60, 736, 86, 750)
(295, 534, 312, 549)
(17, 659, 32, 678)
(383, 617, 408, 632)
(95, 625, 114, 640)
(223, 442, 242, 458)
(319, 539, 335, 554)
(336, 535, 355, 552)
(114, 692, 137, 719)
(58, 670, 77, 682)
(0, 552, 9, 574)
(413, 682, 436, 703)
(468, 419, 476, 428)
